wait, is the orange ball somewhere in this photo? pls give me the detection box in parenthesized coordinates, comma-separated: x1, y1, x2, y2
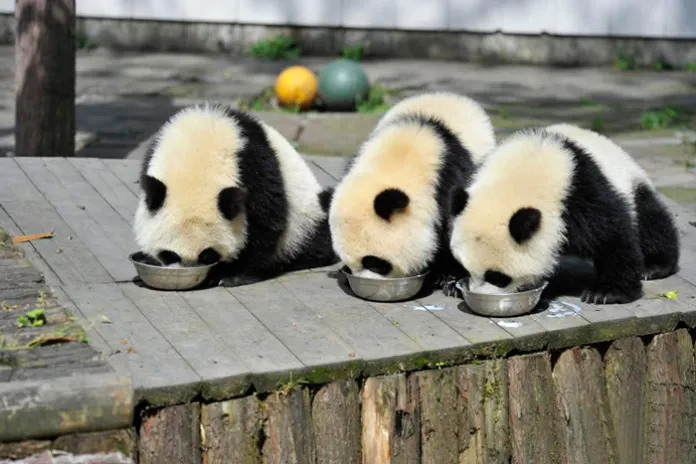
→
(274, 65, 318, 110)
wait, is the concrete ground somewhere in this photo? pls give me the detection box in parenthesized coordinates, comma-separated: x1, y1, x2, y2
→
(0, 46, 694, 209)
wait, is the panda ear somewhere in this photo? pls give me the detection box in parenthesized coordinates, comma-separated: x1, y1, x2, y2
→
(450, 187, 468, 216)
(374, 188, 409, 221)
(318, 187, 334, 213)
(142, 175, 167, 212)
(218, 186, 247, 220)
(509, 207, 542, 244)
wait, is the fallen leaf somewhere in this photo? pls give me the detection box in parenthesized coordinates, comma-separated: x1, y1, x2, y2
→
(55, 248, 63, 254)
(11, 232, 53, 244)
(348, 352, 355, 358)
(127, 346, 136, 354)
(99, 315, 112, 324)
(659, 290, 678, 299)
(120, 338, 128, 345)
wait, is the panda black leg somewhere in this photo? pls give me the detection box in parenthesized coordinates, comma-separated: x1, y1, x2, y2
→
(436, 274, 464, 298)
(634, 184, 680, 280)
(218, 273, 266, 288)
(581, 232, 644, 304)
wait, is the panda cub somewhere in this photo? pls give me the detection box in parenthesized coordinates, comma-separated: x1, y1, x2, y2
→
(447, 123, 680, 304)
(134, 104, 337, 287)
(328, 92, 495, 288)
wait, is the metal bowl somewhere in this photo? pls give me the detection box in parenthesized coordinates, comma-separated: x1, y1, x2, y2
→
(129, 252, 216, 290)
(341, 267, 429, 302)
(456, 278, 548, 317)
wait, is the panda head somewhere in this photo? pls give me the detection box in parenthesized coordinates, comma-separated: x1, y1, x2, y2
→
(133, 105, 249, 267)
(328, 123, 443, 279)
(448, 131, 574, 292)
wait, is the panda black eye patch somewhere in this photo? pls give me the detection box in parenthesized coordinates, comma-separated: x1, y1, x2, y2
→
(157, 250, 182, 265)
(198, 248, 221, 265)
(218, 186, 247, 220)
(362, 255, 393, 276)
(484, 270, 512, 288)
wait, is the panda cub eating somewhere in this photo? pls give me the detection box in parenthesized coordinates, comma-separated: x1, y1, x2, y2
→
(328, 92, 496, 289)
(133, 104, 337, 287)
(448, 123, 680, 304)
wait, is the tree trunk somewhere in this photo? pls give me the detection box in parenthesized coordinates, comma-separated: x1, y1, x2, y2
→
(15, 0, 75, 157)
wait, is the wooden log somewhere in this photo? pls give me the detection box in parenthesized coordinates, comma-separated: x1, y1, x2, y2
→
(604, 337, 647, 464)
(508, 352, 563, 463)
(415, 368, 459, 463)
(553, 346, 616, 464)
(139, 403, 202, 464)
(15, 0, 76, 157)
(312, 379, 361, 464)
(0, 374, 133, 442)
(0, 440, 52, 460)
(645, 329, 696, 464)
(456, 359, 510, 464)
(262, 387, 315, 464)
(51, 428, 137, 458)
(201, 396, 263, 464)
(361, 374, 420, 464)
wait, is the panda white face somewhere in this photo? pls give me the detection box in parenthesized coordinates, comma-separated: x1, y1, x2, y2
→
(448, 132, 575, 293)
(134, 175, 248, 267)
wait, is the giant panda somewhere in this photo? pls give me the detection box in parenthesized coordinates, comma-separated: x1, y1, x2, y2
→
(328, 92, 495, 289)
(447, 123, 680, 304)
(133, 104, 337, 287)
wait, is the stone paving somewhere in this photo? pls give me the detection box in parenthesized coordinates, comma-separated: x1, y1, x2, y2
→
(0, 45, 694, 208)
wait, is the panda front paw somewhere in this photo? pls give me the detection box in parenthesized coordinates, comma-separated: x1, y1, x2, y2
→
(438, 276, 463, 299)
(218, 274, 264, 288)
(581, 285, 643, 305)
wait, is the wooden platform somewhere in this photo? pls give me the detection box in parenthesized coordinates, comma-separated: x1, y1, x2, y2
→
(1, 156, 696, 409)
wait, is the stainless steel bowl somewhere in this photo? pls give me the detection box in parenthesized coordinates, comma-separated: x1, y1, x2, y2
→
(129, 252, 216, 290)
(342, 268, 429, 302)
(456, 278, 548, 317)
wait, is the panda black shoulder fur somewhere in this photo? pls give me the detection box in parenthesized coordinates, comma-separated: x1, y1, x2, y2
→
(328, 92, 495, 289)
(134, 104, 337, 287)
(448, 123, 680, 304)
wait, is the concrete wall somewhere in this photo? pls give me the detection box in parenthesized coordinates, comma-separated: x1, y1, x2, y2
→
(1, 0, 695, 39)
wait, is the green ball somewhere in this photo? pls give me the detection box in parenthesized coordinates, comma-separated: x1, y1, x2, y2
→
(318, 59, 370, 111)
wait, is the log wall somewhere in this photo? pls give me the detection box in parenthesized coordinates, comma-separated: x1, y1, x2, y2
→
(3, 330, 696, 463)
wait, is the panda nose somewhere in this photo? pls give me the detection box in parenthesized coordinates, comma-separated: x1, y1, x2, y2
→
(362, 256, 393, 276)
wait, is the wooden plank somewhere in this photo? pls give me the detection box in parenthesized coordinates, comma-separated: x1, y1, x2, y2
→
(508, 352, 563, 463)
(61, 283, 200, 404)
(180, 287, 304, 394)
(415, 367, 459, 463)
(302, 154, 346, 181)
(645, 329, 696, 464)
(0, 206, 60, 286)
(417, 292, 514, 350)
(367, 298, 471, 355)
(604, 337, 647, 464)
(201, 396, 263, 464)
(262, 387, 315, 464)
(455, 360, 510, 464)
(0, 373, 133, 442)
(361, 374, 420, 464)
(51, 429, 137, 460)
(307, 161, 337, 189)
(139, 403, 201, 464)
(0, 159, 112, 284)
(16, 157, 135, 282)
(281, 272, 422, 369)
(618, 274, 691, 334)
(119, 285, 251, 398)
(102, 159, 141, 197)
(68, 158, 139, 225)
(228, 281, 353, 371)
(552, 346, 616, 464)
(312, 379, 361, 464)
(528, 297, 593, 349)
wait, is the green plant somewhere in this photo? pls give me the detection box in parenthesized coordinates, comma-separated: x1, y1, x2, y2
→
(248, 36, 300, 60)
(239, 87, 275, 112)
(613, 52, 636, 71)
(357, 84, 391, 113)
(17, 308, 46, 328)
(590, 116, 605, 133)
(654, 61, 675, 71)
(341, 42, 365, 61)
(639, 105, 689, 130)
(578, 97, 599, 106)
(76, 32, 97, 50)
(686, 62, 696, 72)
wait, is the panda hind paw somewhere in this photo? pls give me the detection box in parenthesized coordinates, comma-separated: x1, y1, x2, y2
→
(581, 285, 643, 305)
